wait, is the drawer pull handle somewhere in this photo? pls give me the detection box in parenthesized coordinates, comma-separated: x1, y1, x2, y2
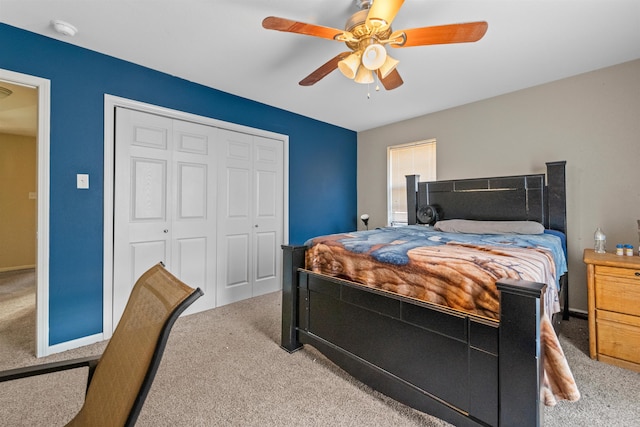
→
(636, 272, 640, 277)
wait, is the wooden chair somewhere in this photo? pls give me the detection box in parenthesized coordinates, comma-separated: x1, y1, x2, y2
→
(0, 263, 203, 426)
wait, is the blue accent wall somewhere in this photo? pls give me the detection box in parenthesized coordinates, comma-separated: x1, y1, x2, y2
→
(0, 24, 357, 345)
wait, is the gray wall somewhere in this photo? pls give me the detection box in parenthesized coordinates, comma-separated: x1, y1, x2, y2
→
(357, 58, 640, 313)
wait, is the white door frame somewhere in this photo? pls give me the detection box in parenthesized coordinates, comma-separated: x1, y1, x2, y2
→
(0, 69, 51, 357)
(103, 95, 289, 339)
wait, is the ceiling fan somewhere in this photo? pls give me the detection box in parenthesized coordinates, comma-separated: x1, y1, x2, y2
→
(262, 0, 488, 90)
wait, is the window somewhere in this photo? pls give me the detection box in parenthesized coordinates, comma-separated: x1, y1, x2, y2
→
(387, 139, 436, 226)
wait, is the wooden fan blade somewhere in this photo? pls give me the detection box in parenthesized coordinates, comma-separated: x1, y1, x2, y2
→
(377, 68, 403, 90)
(390, 21, 488, 48)
(366, 0, 405, 31)
(262, 16, 346, 41)
(299, 52, 352, 86)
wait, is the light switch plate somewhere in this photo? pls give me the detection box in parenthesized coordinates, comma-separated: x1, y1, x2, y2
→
(77, 173, 89, 189)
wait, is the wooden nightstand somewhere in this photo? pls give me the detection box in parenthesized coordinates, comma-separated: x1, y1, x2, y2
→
(584, 248, 640, 372)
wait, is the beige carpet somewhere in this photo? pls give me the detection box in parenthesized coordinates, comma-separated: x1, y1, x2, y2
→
(1, 270, 639, 426)
(0, 269, 37, 361)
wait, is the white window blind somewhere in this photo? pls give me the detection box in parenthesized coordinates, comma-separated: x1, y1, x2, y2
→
(388, 140, 436, 226)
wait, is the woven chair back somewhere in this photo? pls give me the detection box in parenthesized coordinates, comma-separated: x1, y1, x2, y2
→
(66, 264, 199, 427)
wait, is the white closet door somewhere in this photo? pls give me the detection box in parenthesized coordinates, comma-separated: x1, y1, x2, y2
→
(113, 108, 217, 326)
(170, 119, 217, 314)
(114, 107, 283, 323)
(252, 135, 283, 297)
(217, 130, 253, 305)
(114, 108, 172, 325)
(216, 130, 283, 305)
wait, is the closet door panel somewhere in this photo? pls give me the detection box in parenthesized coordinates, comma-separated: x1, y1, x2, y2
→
(252, 136, 283, 297)
(114, 108, 173, 325)
(177, 163, 207, 219)
(225, 234, 250, 286)
(256, 231, 276, 280)
(227, 167, 250, 218)
(131, 158, 167, 220)
(114, 109, 218, 327)
(171, 120, 218, 314)
(175, 237, 207, 298)
(217, 129, 254, 305)
(130, 241, 167, 287)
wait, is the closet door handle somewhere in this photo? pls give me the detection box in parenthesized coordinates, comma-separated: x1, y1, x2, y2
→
(163, 229, 169, 233)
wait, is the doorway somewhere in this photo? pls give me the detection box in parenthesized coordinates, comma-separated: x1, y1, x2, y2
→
(0, 69, 51, 357)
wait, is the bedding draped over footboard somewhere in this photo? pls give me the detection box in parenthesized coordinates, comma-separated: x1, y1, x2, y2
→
(304, 225, 579, 405)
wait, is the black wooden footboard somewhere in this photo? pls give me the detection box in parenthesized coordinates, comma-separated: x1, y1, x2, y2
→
(282, 245, 546, 427)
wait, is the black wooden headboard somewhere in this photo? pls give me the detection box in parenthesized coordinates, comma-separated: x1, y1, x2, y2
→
(406, 161, 568, 320)
(406, 161, 567, 235)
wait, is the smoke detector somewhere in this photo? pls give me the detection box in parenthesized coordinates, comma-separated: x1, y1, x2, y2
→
(51, 20, 78, 37)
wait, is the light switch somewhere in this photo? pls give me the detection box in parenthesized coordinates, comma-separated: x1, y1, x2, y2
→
(77, 173, 89, 189)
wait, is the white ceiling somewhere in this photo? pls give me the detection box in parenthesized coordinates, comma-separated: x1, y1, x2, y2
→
(1, 0, 639, 133)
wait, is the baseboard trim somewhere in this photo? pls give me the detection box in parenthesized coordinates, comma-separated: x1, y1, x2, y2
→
(569, 309, 588, 320)
(0, 265, 36, 273)
(44, 333, 104, 357)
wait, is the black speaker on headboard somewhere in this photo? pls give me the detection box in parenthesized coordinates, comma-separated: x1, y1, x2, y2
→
(416, 205, 440, 225)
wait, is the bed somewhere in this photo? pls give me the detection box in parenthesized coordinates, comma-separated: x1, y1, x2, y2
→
(281, 161, 578, 426)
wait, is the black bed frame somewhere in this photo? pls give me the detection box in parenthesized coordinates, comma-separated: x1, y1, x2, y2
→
(281, 161, 567, 427)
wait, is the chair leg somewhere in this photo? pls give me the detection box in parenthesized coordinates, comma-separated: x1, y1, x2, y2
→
(85, 358, 100, 394)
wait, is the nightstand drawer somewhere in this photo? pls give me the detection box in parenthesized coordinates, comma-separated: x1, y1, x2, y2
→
(585, 248, 640, 372)
(595, 265, 640, 281)
(595, 277, 640, 317)
(596, 311, 640, 365)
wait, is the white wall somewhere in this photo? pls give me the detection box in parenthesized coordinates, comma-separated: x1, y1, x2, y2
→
(357, 59, 640, 313)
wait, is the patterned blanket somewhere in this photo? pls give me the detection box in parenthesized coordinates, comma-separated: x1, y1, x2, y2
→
(305, 225, 579, 405)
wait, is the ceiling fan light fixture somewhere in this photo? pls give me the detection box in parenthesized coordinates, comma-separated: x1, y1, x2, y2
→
(362, 43, 387, 71)
(354, 65, 374, 84)
(338, 52, 361, 80)
(365, 0, 404, 31)
(262, 0, 485, 92)
(378, 54, 399, 79)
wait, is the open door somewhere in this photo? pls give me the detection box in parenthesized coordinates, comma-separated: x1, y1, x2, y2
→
(0, 69, 51, 357)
